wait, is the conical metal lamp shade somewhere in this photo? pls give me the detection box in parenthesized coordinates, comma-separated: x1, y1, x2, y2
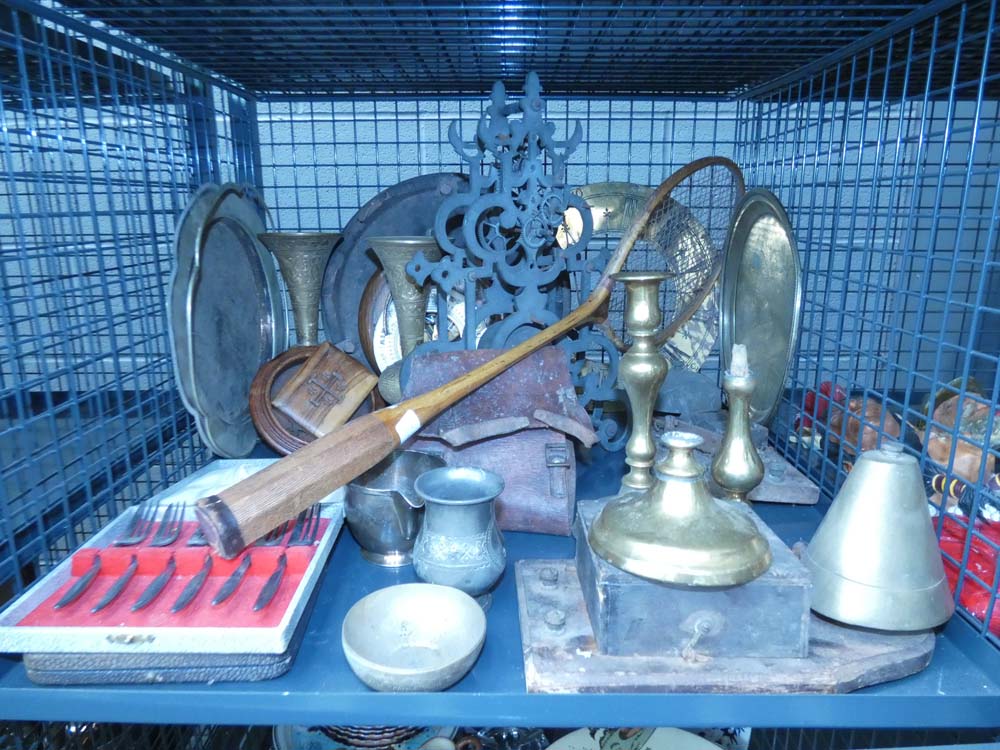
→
(589, 431, 772, 587)
(803, 443, 955, 631)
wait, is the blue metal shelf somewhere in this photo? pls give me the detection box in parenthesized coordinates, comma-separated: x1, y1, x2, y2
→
(0, 448, 998, 728)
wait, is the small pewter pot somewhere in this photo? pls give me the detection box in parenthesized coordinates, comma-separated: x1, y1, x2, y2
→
(412, 467, 506, 607)
(346, 450, 446, 567)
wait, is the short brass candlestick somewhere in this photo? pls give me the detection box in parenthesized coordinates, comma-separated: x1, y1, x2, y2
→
(589, 430, 772, 586)
(613, 271, 672, 492)
(711, 343, 765, 503)
(258, 232, 342, 347)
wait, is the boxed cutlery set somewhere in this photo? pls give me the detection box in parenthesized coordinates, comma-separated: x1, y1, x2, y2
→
(0, 461, 344, 684)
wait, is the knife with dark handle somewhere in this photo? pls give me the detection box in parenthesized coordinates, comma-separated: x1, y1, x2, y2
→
(54, 554, 101, 609)
(92, 554, 138, 613)
(212, 555, 251, 606)
(131, 555, 176, 612)
(253, 553, 287, 612)
(171, 554, 212, 613)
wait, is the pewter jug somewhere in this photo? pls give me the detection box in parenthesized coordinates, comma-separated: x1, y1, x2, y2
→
(412, 467, 506, 606)
(345, 449, 446, 567)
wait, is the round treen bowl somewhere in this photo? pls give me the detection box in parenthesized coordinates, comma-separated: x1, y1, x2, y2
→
(342, 583, 486, 692)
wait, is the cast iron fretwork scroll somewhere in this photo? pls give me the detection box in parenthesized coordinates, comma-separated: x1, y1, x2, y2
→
(407, 72, 626, 449)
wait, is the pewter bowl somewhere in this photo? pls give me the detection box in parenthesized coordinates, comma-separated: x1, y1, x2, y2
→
(342, 583, 486, 692)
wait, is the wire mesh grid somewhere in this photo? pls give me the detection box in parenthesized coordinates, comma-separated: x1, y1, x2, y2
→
(0, 0, 998, 741)
(0, 2, 256, 599)
(52, 0, 933, 98)
(750, 727, 1000, 750)
(0, 722, 270, 750)
(738, 0, 1000, 646)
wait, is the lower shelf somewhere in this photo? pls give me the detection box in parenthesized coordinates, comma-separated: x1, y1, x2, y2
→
(0, 449, 998, 727)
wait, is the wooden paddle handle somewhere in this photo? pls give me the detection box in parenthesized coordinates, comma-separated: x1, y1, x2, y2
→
(196, 412, 399, 557)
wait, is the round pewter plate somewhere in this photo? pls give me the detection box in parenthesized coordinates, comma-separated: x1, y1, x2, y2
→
(169, 183, 288, 457)
(187, 214, 284, 457)
(720, 188, 801, 425)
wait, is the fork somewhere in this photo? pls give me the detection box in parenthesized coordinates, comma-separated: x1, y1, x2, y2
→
(187, 527, 208, 547)
(112, 502, 159, 547)
(149, 504, 183, 547)
(289, 504, 322, 548)
(253, 505, 322, 612)
(255, 520, 291, 547)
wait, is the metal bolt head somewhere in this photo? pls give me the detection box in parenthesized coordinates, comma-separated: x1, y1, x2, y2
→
(544, 608, 566, 631)
(539, 567, 559, 587)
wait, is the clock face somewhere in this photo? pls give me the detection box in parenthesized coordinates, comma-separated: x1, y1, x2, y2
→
(360, 273, 486, 372)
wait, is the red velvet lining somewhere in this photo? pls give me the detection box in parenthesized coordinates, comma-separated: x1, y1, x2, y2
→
(18, 521, 328, 628)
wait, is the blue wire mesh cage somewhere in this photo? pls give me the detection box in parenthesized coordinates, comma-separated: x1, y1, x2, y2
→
(0, 0, 999, 743)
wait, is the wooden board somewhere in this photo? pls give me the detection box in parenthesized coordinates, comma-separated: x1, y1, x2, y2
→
(272, 343, 377, 437)
(516, 560, 936, 694)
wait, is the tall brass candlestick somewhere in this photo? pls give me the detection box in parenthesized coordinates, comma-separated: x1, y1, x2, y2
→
(711, 343, 765, 503)
(258, 232, 342, 347)
(613, 272, 671, 491)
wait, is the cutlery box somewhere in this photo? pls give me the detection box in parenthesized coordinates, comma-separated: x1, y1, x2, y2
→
(0, 460, 345, 684)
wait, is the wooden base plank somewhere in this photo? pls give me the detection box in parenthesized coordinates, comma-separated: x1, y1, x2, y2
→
(516, 560, 935, 694)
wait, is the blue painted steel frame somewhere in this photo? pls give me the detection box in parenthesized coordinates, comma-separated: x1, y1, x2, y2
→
(1, 0, 999, 734)
(0, 449, 997, 728)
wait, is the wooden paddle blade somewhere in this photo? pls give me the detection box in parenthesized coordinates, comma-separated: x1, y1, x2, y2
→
(196, 412, 399, 557)
(271, 342, 377, 437)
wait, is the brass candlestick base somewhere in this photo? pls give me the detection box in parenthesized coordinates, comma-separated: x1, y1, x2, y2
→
(711, 344, 765, 503)
(613, 272, 671, 492)
(258, 232, 341, 347)
(589, 431, 772, 586)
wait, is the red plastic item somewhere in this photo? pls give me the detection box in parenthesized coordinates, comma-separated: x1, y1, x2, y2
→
(17, 521, 328, 629)
(939, 515, 1000, 635)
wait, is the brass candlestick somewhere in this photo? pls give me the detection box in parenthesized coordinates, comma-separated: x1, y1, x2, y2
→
(369, 236, 443, 403)
(258, 232, 342, 347)
(589, 431, 772, 586)
(613, 271, 671, 491)
(711, 343, 765, 503)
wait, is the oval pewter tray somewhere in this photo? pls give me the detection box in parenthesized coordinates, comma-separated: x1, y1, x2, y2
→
(169, 182, 221, 418)
(170, 184, 287, 457)
(720, 188, 802, 425)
